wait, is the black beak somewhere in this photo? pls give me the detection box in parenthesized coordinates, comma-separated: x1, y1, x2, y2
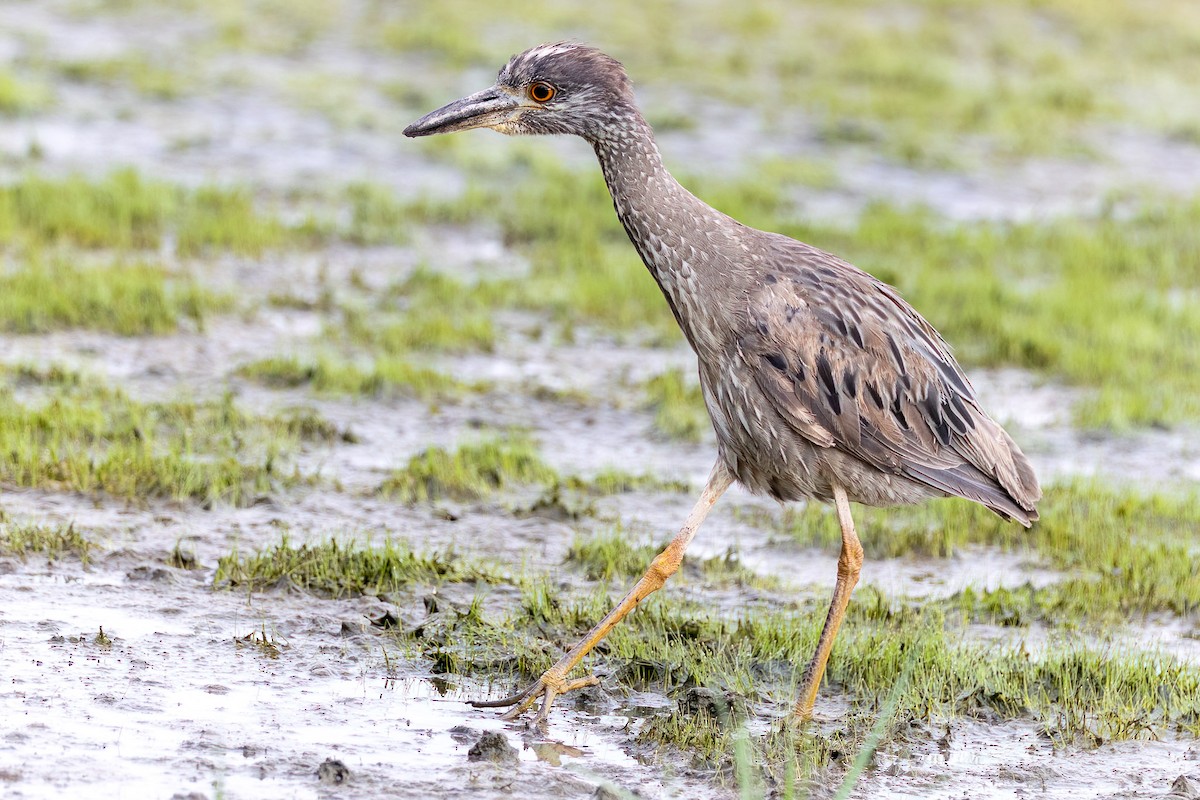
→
(403, 86, 520, 137)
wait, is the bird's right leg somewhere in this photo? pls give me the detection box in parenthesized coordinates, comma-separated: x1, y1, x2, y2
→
(794, 483, 863, 719)
(471, 461, 733, 724)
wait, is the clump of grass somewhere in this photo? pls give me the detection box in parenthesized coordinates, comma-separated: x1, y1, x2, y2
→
(379, 434, 558, 502)
(0, 379, 314, 505)
(384, 457, 689, 511)
(277, 405, 353, 443)
(0, 70, 51, 115)
(210, 0, 334, 55)
(58, 55, 186, 100)
(341, 303, 496, 354)
(566, 468, 689, 495)
(0, 169, 285, 255)
(0, 259, 231, 335)
(337, 268, 501, 355)
(643, 369, 708, 442)
(175, 184, 285, 256)
(515, 468, 690, 521)
(340, 182, 411, 245)
(566, 528, 773, 588)
(565, 526, 660, 582)
(5, 363, 84, 388)
(973, 483, 1200, 621)
(214, 536, 502, 596)
(236, 626, 285, 659)
(0, 515, 93, 565)
(237, 354, 472, 401)
(168, 541, 198, 570)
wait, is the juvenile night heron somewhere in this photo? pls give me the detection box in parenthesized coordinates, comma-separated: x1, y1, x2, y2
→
(405, 43, 1041, 723)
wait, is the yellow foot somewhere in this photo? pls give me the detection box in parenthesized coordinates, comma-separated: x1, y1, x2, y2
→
(470, 671, 600, 723)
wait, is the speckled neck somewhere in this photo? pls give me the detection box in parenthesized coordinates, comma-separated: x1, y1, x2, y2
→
(591, 115, 730, 354)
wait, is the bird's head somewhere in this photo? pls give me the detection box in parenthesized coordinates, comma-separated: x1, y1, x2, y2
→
(403, 42, 636, 142)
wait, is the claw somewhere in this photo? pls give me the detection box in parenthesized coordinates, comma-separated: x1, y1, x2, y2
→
(469, 671, 600, 723)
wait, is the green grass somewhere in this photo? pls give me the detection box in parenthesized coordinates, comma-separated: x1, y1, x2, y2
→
(0, 376, 320, 505)
(378, 434, 689, 504)
(375, 162, 669, 351)
(566, 527, 769, 588)
(379, 434, 558, 502)
(771, 481, 1200, 625)
(0, 514, 93, 565)
(327, 268, 502, 356)
(214, 535, 503, 596)
(237, 354, 473, 401)
(505, 584, 1200, 744)
(58, 55, 186, 99)
(207, 0, 336, 56)
(0, 169, 285, 255)
(340, 302, 496, 355)
(643, 368, 708, 441)
(0, 70, 51, 115)
(212, 527, 1200, 779)
(566, 468, 689, 495)
(0, 258, 231, 335)
(4, 363, 85, 389)
(340, 182, 413, 245)
(565, 526, 661, 582)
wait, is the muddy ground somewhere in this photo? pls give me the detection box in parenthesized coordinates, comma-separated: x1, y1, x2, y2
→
(2, 2, 1200, 799)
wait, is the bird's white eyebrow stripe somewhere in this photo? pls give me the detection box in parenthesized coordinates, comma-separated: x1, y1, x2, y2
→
(523, 43, 577, 60)
(502, 41, 585, 80)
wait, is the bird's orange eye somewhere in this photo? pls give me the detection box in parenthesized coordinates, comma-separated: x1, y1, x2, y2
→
(529, 82, 555, 102)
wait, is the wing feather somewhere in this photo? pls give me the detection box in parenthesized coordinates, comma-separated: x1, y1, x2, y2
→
(742, 238, 1041, 525)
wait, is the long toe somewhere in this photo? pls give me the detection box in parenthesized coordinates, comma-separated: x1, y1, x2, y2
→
(471, 673, 600, 723)
(469, 684, 539, 709)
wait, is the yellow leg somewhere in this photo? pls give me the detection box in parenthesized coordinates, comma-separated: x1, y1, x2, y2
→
(794, 483, 863, 719)
(472, 461, 733, 723)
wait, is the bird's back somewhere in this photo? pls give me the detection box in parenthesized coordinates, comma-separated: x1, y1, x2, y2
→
(700, 230, 1041, 526)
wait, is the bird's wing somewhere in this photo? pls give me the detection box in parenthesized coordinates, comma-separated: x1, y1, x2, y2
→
(739, 238, 1041, 524)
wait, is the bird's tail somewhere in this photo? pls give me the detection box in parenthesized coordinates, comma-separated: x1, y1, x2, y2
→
(905, 422, 1042, 527)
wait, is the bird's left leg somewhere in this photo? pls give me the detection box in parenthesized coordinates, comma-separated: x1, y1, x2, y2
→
(794, 483, 863, 719)
(471, 461, 733, 724)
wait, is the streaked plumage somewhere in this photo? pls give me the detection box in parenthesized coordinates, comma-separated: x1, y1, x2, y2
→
(404, 42, 1041, 723)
